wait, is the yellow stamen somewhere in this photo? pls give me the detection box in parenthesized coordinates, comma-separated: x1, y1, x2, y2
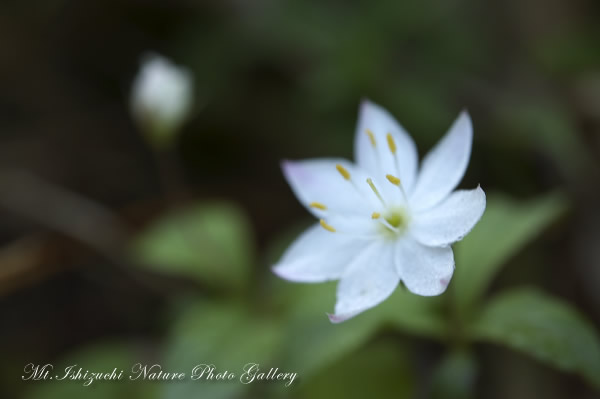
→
(319, 219, 336, 232)
(386, 133, 397, 154)
(371, 212, 381, 219)
(386, 174, 401, 186)
(336, 164, 351, 180)
(309, 202, 327, 210)
(365, 129, 376, 147)
(366, 178, 386, 205)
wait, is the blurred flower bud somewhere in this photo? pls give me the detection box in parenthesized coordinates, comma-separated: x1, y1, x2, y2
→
(131, 53, 193, 149)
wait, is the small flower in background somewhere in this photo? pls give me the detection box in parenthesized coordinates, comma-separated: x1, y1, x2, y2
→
(130, 53, 193, 149)
(273, 100, 486, 323)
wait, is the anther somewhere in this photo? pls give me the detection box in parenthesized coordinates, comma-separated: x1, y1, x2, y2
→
(336, 164, 351, 180)
(386, 174, 401, 186)
(386, 133, 397, 154)
(309, 202, 327, 210)
(371, 212, 381, 219)
(319, 219, 336, 232)
(365, 129, 376, 147)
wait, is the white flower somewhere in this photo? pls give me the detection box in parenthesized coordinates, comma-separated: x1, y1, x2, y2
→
(273, 100, 486, 323)
(131, 53, 193, 146)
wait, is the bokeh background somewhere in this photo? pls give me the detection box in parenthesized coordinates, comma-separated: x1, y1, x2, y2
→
(1, 0, 600, 398)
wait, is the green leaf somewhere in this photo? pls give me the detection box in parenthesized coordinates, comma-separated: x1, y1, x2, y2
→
(496, 102, 593, 178)
(130, 202, 254, 291)
(162, 301, 283, 399)
(379, 288, 447, 340)
(297, 338, 415, 399)
(277, 283, 379, 381)
(453, 192, 567, 316)
(469, 288, 600, 390)
(277, 281, 447, 382)
(24, 342, 157, 399)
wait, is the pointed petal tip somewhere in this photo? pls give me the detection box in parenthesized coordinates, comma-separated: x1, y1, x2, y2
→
(439, 277, 451, 291)
(280, 159, 292, 170)
(398, 240, 456, 296)
(476, 184, 486, 195)
(456, 109, 473, 128)
(403, 276, 453, 297)
(471, 184, 485, 196)
(271, 264, 287, 279)
(446, 110, 472, 140)
(455, 107, 471, 121)
(477, 184, 487, 211)
(271, 263, 306, 282)
(327, 312, 349, 324)
(328, 306, 367, 323)
(359, 98, 382, 116)
(280, 159, 300, 178)
(472, 185, 487, 211)
(280, 159, 317, 188)
(407, 276, 452, 296)
(271, 259, 339, 283)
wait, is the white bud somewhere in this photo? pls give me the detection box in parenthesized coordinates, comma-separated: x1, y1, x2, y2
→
(131, 53, 193, 147)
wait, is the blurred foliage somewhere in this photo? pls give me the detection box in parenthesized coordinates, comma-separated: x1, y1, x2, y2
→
(24, 343, 157, 399)
(131, 202, 254, 292)
(469, 288, 600, 390)
(453, 192, 568, 317)
(297, 338, 415, 399)
(24, 192, 600, 398)
(162, 301, 282, 399)
(430, 350, 477, 399)
(494, 101, 593, 179)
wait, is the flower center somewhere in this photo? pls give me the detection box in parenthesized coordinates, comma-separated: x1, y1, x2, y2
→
(379, 207, 410, 239)
(316, 131, 412, 238)
(385, 211, 405, 228)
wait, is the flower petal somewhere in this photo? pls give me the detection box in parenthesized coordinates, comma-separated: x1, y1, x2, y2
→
(410, 186, 486, 247)
(272, 224, 372, 282)
(322, 214, 380, 236)
(330, 242, 399, 323)
(281, 158, 380, 218)
(409, 111, 473, 211)
(354, 100, 419, 198)
(396, 238, 454, 296)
